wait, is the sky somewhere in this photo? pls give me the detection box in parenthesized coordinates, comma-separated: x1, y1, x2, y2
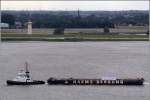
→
(1, 1, 149, 11)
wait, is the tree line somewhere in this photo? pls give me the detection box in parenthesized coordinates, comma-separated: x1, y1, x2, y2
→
(1, 10, 149, 28)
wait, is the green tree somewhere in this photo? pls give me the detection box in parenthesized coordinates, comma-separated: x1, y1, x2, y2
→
(146, 30, 149, 36)
(1, 13, 15, 27)
(104, 27, 110, 33)
(53, 28, 65, 35)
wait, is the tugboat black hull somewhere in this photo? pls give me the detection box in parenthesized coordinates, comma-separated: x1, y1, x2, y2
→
(47, 78, 144, 86)
(7, 80, 45, 85)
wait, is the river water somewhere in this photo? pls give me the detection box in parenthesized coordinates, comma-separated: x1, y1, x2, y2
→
(0, 41, 149, 100)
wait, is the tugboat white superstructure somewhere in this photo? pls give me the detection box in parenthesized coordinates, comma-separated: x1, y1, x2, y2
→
(7, 62, 45, 85)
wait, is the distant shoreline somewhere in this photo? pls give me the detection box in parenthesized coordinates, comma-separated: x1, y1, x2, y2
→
(1, 37, 148, 42)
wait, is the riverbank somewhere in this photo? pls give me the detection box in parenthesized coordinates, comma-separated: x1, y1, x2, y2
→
(1, 34, 149, 41)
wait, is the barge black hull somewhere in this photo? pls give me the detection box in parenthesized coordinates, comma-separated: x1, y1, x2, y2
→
(47, 78, 144, 86)
(7, 80, 45, 85)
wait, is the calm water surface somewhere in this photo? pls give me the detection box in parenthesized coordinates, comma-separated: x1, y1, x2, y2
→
(0, 41, 149, 100)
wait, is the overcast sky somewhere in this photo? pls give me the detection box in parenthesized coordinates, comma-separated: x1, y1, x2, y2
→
(1, 1, 149, 11)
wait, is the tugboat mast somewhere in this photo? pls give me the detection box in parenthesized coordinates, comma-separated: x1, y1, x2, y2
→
(25, 62, 30, 78)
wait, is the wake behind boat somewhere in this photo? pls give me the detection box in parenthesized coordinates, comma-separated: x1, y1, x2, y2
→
(7, 62, 45, 85)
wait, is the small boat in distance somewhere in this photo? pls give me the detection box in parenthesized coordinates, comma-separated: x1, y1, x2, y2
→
(7, 62, 45, 85)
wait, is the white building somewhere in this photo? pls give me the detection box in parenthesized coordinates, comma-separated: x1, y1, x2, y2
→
(0, 23, 9, 28)
(128, 24, 133, 27)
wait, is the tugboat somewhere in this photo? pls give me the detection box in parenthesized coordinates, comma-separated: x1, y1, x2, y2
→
(47, 77, 144, 86)
(7, 62, 45, 85)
